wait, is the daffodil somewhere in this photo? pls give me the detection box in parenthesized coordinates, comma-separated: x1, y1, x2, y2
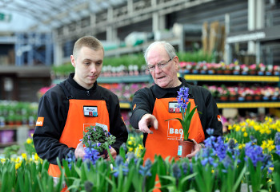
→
(21, 153, 27, 161)
(15, 162, 22, 170)
(26, 138, 33, 144)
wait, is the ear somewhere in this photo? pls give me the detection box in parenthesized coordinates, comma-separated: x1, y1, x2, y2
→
(70, 55, 76, 67)
(174, 56, 180, 71)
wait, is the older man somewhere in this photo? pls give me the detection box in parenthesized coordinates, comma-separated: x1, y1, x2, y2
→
(130, 41, 222, 161)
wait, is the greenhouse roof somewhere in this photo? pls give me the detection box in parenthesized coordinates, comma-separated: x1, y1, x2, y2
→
(0, 0, 126, 32)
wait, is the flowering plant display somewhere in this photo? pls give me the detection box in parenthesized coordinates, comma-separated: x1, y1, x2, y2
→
(82, 125, 116, 154)
(173, 86, 199, 141)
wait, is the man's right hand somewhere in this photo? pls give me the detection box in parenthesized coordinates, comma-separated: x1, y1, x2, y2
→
(138, 114, 158, 134)
(75, 142, 85, 159)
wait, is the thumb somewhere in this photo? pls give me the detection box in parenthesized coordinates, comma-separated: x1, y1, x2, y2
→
(151, 116, 158, 130)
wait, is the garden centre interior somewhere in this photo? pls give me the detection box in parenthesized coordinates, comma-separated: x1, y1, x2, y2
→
(0, 1, 280, 191)
(0, 0, 280, 150)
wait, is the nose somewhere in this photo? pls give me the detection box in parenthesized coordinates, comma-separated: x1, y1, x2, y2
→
(90, 64, 97, 73)
(154, 64, 161, 73)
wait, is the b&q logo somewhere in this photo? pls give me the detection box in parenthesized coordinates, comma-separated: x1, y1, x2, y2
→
(166, 119, 183, 140)
(36, 117, 44, 126)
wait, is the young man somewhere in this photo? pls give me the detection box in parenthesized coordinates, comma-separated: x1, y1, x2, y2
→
(33, 36, 128, 177)
(130, 41, 223, 161)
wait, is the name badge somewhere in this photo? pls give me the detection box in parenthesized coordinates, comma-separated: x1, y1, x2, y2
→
(83, 106, 98, 117)
(168, 101, 181, 113)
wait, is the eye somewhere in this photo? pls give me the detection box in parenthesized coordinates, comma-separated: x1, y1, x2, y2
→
(95, 61, 102, 66)
(149, 66, 155, 70)
(158, 63, 164, 68)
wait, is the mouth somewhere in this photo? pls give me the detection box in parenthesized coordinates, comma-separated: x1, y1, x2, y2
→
(156, 76, 165, 80)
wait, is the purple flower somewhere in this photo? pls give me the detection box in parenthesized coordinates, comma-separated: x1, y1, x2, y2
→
(172, 163, 181, 179)
(139, 159, 152, 177)
(275, 132, 280, 145)
(84, 145, 100, 165)
(200, 147, 218, 167)
(113, 155, 129, 177)
(245, 142, 273, 173)
(176, 86, 189, 110)
(66, 150, 76, 170)
(276, 145, 280, 156)
(206, 128, 214, 136)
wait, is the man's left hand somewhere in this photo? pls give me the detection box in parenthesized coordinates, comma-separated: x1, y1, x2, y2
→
(100, 147, 117, 160)
(185, 139, 204, 158)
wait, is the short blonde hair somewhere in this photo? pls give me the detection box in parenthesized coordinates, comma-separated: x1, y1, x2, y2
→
(73, 36, 104, 58)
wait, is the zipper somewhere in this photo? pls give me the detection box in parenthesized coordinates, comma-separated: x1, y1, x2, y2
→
(86, 91, 90, 96)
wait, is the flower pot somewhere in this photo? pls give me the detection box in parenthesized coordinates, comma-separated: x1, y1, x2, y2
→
(249, 70, 257, 75)
(229, 95, 237, 101)
(254, 95, 262, 101)
(224, 70, 232, 75)
(220, 96, 228, 101)
(177, 139, 194, 158)
(245, 95, 253, 101)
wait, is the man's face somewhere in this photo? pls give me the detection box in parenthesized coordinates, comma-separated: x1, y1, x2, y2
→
(71, 46, 104, 89)
(147, 45, 179, 88)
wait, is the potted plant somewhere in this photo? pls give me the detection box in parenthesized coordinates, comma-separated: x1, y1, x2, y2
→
(228, 87, 237, 101)
(167, 86, 199, 157)
(217, 85, 229, 101)
(82, 125, 116, 157)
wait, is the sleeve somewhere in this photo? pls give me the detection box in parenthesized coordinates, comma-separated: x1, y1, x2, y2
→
(129, 88, 154, 129)
(204, 89, 223, 138)
(33, 90, 74, 165)
(107, 94, 128, 154)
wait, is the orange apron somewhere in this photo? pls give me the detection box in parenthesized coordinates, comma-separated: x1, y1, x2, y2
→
(48, 99, 110, 177)
(144, 98, 205, 162)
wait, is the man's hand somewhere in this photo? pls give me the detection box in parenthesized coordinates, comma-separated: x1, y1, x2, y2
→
(185, 139, 204, 158)
(75, 142, 85, 159)
(103, 147, 117, 160)
(138, 114, 158, 134)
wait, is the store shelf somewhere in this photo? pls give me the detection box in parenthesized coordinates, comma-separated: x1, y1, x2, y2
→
(98, 74, 152, 83)
(217, 102, 280, 108)
(53, 75, 152, 84)
(120, 101, 280, 109)
(0, 125, 35, 130)
(120, 102, 131, 109)
(183, 74, 280, 82)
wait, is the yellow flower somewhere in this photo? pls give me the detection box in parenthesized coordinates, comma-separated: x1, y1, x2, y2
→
(259, 128, 265, 134)
(243, 132, 248, 137)
(138, 144, 144, 150)
(26, 138, 33, 144)
(140, 134, 143, 139)
(34, 153, 39, 161)
(228, 125, 233, 130)
(1, 158, 6, 163)
(235, 125, 241, 132)
(240, 122, 246, 126)
(254, 125, 261, 131)
(22, 153, 27, 161)
(211, 169, 215, 173)
(15, 162, 22, 169)
(128, 147, 133, 152)
(129, 136, 135, 140)
(127, 141, 132, 145)
(269, 167, 274, 172)
(238, 144, 245, 149)
(241, 127, 246, 132)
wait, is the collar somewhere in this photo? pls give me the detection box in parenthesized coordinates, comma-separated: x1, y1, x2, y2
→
(151, 77, 193, 98)
(68, 73, 97, 91)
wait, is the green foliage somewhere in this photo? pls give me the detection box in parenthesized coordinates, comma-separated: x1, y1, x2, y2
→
(82, 125, 116, 153)
(3, 145, 20, 159)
